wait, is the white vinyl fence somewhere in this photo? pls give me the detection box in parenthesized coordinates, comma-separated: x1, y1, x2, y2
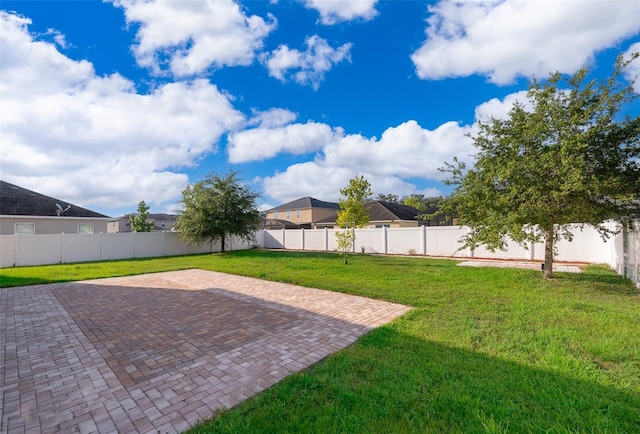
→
(2, 223, 638, 287)
(0, 231, 253, 268)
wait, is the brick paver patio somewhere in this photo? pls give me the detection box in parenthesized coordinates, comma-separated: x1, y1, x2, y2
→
(1, 269, 411, 433)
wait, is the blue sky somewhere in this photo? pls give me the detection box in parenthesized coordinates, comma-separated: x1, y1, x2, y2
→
(1, 0, 639, 218)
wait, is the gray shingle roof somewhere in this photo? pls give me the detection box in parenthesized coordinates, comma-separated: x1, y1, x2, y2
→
(268, 196, 340, 212)
(0, 180, 110, 218)
(365, 201, 421, 221)
(315, 201, 421, 224)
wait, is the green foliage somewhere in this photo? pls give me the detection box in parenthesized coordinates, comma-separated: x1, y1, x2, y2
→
(442, 55, 640, 278)
(175, 171, 260, 252)
(129, 200, 154, 232)
(376, 193, 400, 203)
(336, 175, 372, 262)
(335, 229, 356, 264)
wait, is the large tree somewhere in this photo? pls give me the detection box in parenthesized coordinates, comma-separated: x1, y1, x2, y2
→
(336, 175, 372, 263)
(176, 171, 261, 252)
(442, 56, 640, 278)
(129, 200, 154, 232)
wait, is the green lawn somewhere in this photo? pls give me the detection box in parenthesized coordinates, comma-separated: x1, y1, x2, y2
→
(1, 250, 639, 432)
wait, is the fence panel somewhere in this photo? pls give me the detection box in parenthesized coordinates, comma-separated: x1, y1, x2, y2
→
(386, 227, 421, 255)
(425, 227, 469, 257)
(303, 229, 327, 251)
(63, 234, 102, 264)
(0, 235, 16, 267)
(473, 239, 533, 260)
(353, 228, 383, 253)
(554, 224, 615, 264)
(133, 232, 165, 258)
(101, 233, 135, 260)
(15, 234, 62, 266)
(262, 230, 284, 249)
(284, 230, 304, 250)
(326, 229, 339, 251)
(163, 232, 191, 256)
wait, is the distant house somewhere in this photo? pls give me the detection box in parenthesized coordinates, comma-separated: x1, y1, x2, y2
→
(0, 180, 110, 235)
(107, 213, 178, 233)
(315, 200, 426, 229)
(264, 197, 340, 229)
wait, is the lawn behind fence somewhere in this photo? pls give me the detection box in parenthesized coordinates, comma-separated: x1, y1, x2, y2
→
(1, 250, 639, 433)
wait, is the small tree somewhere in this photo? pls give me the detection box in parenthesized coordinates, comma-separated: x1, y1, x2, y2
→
(129, 201, 154, 232)
(336, 175, 372, 263)
(175, 171, 260, 252)
(441, 55, 640, 278)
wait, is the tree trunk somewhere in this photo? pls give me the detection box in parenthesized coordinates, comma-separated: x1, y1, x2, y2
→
(221, 235, 226, 253)
(542, 224, 554, 279)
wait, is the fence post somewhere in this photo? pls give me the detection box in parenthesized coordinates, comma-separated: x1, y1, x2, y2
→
(530, 241, 535, 261)
(421, 225, 426, 255)
(15, 234, 20, 267)
(324, 228, 328, 251)
(60, 233, 65, 264)
(383, 227, 388, 255)
(301, 228, 305, 250)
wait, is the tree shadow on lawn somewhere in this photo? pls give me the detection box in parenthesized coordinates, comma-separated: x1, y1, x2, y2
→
(552, 266, 639, 297)
(192, 327, 640, 433)
(0, 275, 54, 288)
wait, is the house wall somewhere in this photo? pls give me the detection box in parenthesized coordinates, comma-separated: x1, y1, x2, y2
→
(0, 216, 109, 235)
(265, 207, 338, 226)
(364, 220, 420, 229)
(107, 219, 130, 233)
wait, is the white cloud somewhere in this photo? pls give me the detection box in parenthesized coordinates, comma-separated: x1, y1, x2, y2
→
(112, 0, 276, 76)
(248, 108, 298, 128)
(473, 90, 529, 123)
(623, 42, 640, 93)
(263, 35, 352, 89)
(411, 0, 640, 84)
(303, 0, 378, 25)
(227, 121, 341, 163)
(261, 163, 354, 203)
(322, 120, 474, 180)
(0, 11, 244, 213)
(260, 163, 442, 205)
(258, 119, 474, 203)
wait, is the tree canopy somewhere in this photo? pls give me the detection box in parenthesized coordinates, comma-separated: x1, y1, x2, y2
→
(441, 55, 640, 278)
(336, 175, 372, 263)
(175, 171, 261, 252)
(129, 201, 154, 232)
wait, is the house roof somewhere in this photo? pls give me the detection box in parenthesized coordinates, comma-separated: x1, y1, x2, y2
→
(268, 196, 340, 212)
(0, 180, 110, 218)
(365, 201, 421, 221)
(315, 201, 421, 225)
(260, 218, 302, 229)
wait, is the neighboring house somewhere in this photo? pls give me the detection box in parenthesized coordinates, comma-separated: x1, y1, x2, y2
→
(0, 180, 110, 235)
(107, 213, 178, 233)
(315, 200, 428, 229)
(264, 197, 340, 229)
(260, 218, 302, 230)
